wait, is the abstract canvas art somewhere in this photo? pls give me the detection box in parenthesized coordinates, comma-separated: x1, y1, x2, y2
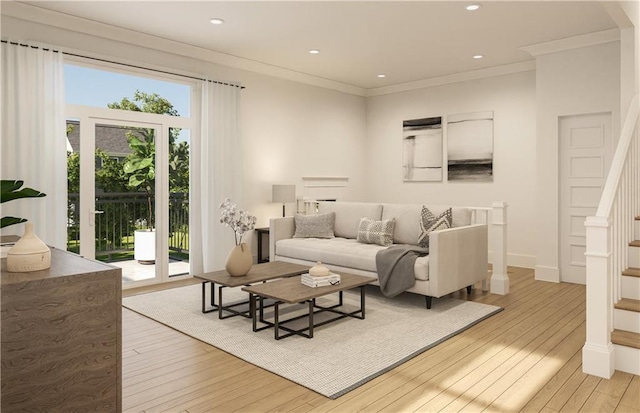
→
(402, 116, 443, 181)
(447, 111, 494, 182)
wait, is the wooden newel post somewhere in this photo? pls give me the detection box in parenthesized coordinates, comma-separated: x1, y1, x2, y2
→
(491, 201, 509, 295)
(582, 215, 614, 378)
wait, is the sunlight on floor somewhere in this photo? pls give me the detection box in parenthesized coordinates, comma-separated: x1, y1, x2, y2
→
(111, 259, 190, 283)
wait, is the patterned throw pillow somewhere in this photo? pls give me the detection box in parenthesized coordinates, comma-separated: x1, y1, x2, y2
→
(418, 206, 452, 248)
(293, 212, 336, 238)
(357, 217, 395, 247)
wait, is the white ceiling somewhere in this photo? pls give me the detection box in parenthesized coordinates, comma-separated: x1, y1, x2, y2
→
(19, 1, 617, 90)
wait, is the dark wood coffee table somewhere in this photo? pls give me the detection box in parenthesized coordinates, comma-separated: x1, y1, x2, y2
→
(193, 261, 309, 319)
(242, 272, 373, 340)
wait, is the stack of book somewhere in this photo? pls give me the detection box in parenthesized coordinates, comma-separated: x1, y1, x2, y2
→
(301, 273, 341, 287)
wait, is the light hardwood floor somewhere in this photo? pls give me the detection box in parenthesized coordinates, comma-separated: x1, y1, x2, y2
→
(122, 268, 640, 413)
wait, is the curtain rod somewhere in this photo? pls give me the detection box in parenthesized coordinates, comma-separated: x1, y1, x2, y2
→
(1, 40, 245, 89)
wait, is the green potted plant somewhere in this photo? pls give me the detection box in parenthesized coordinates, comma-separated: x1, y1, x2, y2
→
(123, 132, 156, 264)
(1, 180, 46, 228)
(1, 180, 47, 262)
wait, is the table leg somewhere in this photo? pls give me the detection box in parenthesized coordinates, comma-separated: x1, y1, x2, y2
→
(218, 285, 224, 319)
(201, 282, 206, 313)
(339, 290, 343, 306)
(251, 294, 257, 332)
(202, 281, 218, 314)
(259, 296, 265, 323)
(309, 299, 314, 338)
(361, 285, 366, 318)
(274, 302, 280, 340)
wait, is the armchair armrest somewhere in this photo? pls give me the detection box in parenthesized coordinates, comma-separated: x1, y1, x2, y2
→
(428, 224, 488, 297)
(269, 217, 295, 262)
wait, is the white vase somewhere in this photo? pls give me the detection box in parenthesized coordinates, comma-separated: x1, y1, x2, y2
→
(134, 229, 156, 264)
(225, 243, 253, 277)
(6, 222, 51, 272)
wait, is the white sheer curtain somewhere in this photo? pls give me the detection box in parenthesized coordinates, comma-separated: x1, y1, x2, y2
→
(1, 42, 66, 249)
(192, 80, 244, 273)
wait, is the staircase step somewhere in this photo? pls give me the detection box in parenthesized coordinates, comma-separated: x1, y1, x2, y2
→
(623, 267, 640, 277)
(615, 306, 640, 333)
(621, 273, 640, 300)
(612, 329, 640, 349)
(630, 246, 640, 268)
(630, 240, 640, 247)
(616, 298, 640, 312)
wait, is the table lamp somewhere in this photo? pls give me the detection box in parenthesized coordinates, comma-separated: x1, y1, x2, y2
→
(272, 184, 296, 217)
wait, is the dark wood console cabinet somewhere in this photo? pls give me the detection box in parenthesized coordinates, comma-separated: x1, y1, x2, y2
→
(1, 246, 122, 412)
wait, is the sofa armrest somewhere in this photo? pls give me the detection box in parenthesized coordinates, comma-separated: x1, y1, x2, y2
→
(428, 224, 488, 297)
(269, 217, 295, 262)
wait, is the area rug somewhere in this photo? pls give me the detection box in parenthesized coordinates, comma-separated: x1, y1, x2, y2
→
(122, 284, 502, 399)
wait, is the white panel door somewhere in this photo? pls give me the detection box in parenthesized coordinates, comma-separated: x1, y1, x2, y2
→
(559, 113, 612, 284)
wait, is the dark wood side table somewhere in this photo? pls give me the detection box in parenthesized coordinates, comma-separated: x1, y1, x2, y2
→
(256, 227, 270, 263)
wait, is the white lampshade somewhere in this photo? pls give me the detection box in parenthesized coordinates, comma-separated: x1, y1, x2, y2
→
(272, 185, 296, 203)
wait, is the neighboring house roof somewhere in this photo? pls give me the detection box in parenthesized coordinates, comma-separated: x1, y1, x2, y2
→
(67, 120, 137, 157)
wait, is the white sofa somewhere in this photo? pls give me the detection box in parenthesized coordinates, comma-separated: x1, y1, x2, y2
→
(269, 201, 489, 308)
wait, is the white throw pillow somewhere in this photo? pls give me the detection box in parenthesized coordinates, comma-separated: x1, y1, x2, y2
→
(356, 217, 395, 247)
(293, 212, 336, 239)
(418, 206, 451, 248)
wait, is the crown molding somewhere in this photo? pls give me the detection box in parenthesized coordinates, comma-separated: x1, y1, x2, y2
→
(520, 28, 620, 58)
(2, 1, 367, 96)
(4, 1, 568, 99)
(365, 60, 536, 97)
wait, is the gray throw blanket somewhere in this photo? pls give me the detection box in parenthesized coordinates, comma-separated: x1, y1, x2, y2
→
(376, 245, 429, 298)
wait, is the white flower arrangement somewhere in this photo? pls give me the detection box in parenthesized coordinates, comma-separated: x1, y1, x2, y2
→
(219, 198, 257, 245)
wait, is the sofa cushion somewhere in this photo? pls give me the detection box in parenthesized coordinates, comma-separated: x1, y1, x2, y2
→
(317, 202, 383, 239)
(357, 217, 395, 247)
(381, 204, 422, 245)
(275, 237, 430, 281)
(293, 212, 335, 238)
(418, 206, 452, 248)
(430, 205, 472, 228)
(382, 203, 472, 244)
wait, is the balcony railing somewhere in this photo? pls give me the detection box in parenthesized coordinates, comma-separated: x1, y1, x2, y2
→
(67, 192, 189, 262)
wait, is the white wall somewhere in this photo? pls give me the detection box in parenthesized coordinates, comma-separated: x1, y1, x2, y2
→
(535, 42, 620, 283)
(365, 71, 537, 267)
(0, 15, 367, 231)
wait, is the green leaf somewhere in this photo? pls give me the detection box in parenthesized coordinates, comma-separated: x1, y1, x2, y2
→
(128, 174, 145, 187)
(127, 135, 145, 148)
(123, 157, 152, 174)
(1, 180, 46, 203)
(0, 216, 27, 229)
(1, 180, 22, 194)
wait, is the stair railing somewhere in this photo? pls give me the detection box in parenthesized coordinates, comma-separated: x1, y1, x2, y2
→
(583, 94, 639, 378)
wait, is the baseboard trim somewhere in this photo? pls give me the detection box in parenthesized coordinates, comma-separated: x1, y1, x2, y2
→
(614, 344, 640, 376)
(488, 252, 536, 269)
(535, 265, 560, 283)
(507, 254, 536, 269)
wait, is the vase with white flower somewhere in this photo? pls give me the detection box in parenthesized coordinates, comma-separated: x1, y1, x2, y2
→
(219, 198, 257, 276)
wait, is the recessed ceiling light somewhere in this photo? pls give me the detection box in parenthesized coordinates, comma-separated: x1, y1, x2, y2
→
(210, 18, 225, 25)
(473, 54, 484, 59)
(466, 4, 481, 11)
(377, 74, 386, 78)
(309, 49, 320, 54)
